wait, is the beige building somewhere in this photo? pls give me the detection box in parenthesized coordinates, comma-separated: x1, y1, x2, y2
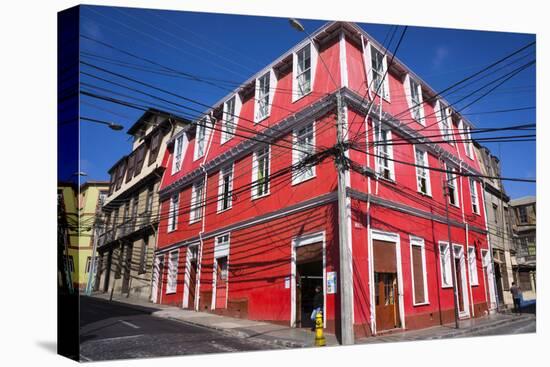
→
(510, 196, 536, 301)
(95, 109, 188, 300)
(474, 143, 515, 308)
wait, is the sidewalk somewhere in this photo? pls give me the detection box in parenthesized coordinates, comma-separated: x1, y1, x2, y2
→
(89, 293, 338, 348)
(89, 293, 534, 348)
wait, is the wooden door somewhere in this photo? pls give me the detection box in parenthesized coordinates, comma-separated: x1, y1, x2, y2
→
(188, 260, 197, 309)
(375, 272, 400, 331)
(455, 257, 465, 312)
(215, 257, 228, 309)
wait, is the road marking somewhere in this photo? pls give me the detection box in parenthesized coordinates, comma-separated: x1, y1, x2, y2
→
(80, 354, 93, 362)
(209, 341, 239, 353)
(118, 320, 140, 329)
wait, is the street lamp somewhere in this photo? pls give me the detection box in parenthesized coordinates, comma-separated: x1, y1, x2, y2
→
(81, 116, 124, 131)
(289, 18, 305, 32)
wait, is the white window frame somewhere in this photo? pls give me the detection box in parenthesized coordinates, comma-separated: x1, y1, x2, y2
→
(436, 100, 453, 143)
(410, 236, 429, 306)
(373, 121, 395, 181)
(446, 163, 459, 208)
(469, 178, 480, 215)
(193, 116, 212, 161)
(292, 122, 316, 185)
(468, 246, 479, 286)
(414, 147, 432, 196)
(167, 193, 179, 232)
(190, 180, 205, 223)
(217, 164, 234, 213)
(292, 42, 318, 102)
(251, 145, 271, 199)
(404, 74, 425, 125)
(438, 241, 453, 288)
(221, 95, 241, 144)
(166, 250, 179, 294)
(254, 70, 276, 123)
(459, 120, 474, 160)
(365, 42, 390, 101)
(172, 134, 187, 174)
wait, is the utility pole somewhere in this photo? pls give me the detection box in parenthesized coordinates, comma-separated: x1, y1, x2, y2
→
(335, 90, 354, 345)
(441, 159, 459, 329)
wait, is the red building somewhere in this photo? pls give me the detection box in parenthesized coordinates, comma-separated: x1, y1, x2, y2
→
(151, 21, 497, 340)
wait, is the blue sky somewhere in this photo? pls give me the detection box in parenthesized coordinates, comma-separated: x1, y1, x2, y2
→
(77, 5, 536, 199)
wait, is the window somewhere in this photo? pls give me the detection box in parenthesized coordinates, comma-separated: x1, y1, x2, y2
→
(98, 192, 107, 208)
(115, 161, 126, 190)
(468, 247, 479, 286)
(460, 121, 474, 159)
(168, 193, 179, 232)
(166, 250, 179, 294)
(131, 195, 139, 219)
(374, 123, 395, 180)
(436, 101, 453, 142)
(125, 154, 136, 183)
(469, 178, 480, 214)
(218, 165, 233, 212)
(145, 185, 154, 214)
(414, 147, 431, 195)
(252, 146, 270, 199)
(439, 242, 453, 287)
(63, 255, 75, 273)
(293, 43, 315, 100)
(527, 237, 536, 256)
(194, 117, 211, 161)
(255, 71, 274, 122)
(172, 134, 186, 174)
(215, 234, 230, 259)
(410, 237, 428, 305)
(85, 256, 92, 273)
(148, 131, 161, 165)
(217, 256, 228, 281)
(405, 75, 424, 124)
(138, 238, 148, 274)
(221, 95, 239, 143)
(292, 122, 316, 184)
(518, 206, 528, 223)
(446, 164, 459, 207)
(133, 143, 147, 176)
(367, 44, 390, 99)
(190, 181, 205, 223)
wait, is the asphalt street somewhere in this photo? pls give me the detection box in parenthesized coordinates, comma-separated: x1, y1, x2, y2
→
(79, 296, 282, 362)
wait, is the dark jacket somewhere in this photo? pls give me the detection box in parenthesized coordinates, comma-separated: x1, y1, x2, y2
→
(313, 292, 323, 309)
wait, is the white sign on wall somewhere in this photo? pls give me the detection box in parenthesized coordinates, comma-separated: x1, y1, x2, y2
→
(327, 271, 337, 294)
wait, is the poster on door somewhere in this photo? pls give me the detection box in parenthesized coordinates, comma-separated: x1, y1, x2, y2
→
(327, 271, 337, 294)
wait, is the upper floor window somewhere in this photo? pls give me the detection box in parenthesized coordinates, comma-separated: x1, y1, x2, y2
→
(405, 75, 424, 124)
(436, 101, 453, 143)
(446, 164, 459, 207)
(252, 146, 270, 199)
(414, 147, 431, 196)
(469, 178, 480, 215)
(217, 164, 233, 212)
(221, 95, 240, 144)
(145, 185, 154, 214)
(168, 193, 179, 232)
(374, 123, 395, 181)
(190, 180, 205, 223)
(115, 161, 126, 191)
(194, 117, 211, 161)
(98, 192, 107, 208)
(292, 122, 316, 185)
(172, 134, 187, 174)
(133, 143, 146, 177)
(293, 43, 316, 101)
(148, 131, 162, 166)
(254, 70, 275, 122)
(518, 206, 528, 223)
(366, 43, 390, 100)
(460, 120, 474, 159)
(125, 154, 136, 183)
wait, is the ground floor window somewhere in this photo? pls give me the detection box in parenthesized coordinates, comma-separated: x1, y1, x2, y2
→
(166, 250, 179, 294)
(439, 242, 452, 287)
(410, 237, 428, 305)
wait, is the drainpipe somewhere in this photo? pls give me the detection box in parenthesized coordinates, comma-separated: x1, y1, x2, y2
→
(194, 114, 216, 312)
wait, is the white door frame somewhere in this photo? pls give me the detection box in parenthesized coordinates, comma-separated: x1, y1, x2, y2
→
(481, 249, 497, 310)
(370, 229, 405, 334)
(151, 255, 163, 304)
(290, 231, 326, 328)
(453, 244, 470, 318)
(182, 244, 198, 309)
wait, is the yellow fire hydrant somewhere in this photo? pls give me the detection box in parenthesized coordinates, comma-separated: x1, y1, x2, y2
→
(314, 311, 326, 347)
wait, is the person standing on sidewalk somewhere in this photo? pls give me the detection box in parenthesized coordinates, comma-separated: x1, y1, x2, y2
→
(510, 282, 522, 314)
(310, 285, 323, 331)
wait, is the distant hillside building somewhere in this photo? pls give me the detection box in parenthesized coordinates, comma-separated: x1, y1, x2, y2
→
(510, 196, 536, 301)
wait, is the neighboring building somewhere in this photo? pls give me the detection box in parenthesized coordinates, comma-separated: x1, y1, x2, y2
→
(58, 182, 78, 292)
(474, 143, 515, 308)
(95, 109, 189, 300)
(151, 21, 496, 340)
(78, 181, 110, 291)
(510, 196, 536, 301)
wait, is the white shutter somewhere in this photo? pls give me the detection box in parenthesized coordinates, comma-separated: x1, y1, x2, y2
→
(382, 54, 390, 100)
(404, 74, 413, 110)
(268, 69, 277, 116)
(364, 41, 373, 97)
(311, 41, 319, 91)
